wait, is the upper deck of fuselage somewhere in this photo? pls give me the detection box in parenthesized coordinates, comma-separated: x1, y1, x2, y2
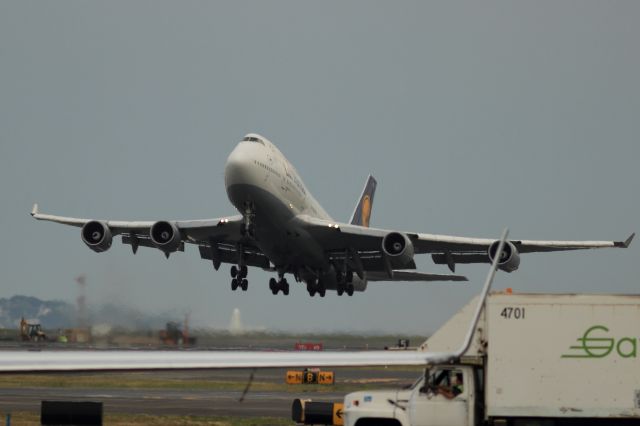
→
(225, 133, 332, 221)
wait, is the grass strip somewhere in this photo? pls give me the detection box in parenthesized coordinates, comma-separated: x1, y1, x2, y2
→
(0, 374, 400, 393)
(0, 411, 295, 425)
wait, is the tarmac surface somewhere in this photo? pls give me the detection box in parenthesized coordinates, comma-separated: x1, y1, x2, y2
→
(0, 368, 421, 419)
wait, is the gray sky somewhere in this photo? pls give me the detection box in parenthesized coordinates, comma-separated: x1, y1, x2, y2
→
(0, 1, 638, 334)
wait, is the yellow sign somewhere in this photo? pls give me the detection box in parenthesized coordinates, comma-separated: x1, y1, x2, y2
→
(286, 369, 334, 385)
(318, 371, 335, 384)
(286, 370, 303, 385)
(332, 403, 344, 426)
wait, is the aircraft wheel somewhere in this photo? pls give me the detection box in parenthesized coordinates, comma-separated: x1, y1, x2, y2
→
(337, 288, 344, 296)
(319, 289, 326, 297)
(283, 281, 290, 295)
(231, 278, 238, 291)
(241, 279, 248, 291)
(239, 265, 248, 278)
(347, 285, 354, 296)
(230, 266, 238, 278)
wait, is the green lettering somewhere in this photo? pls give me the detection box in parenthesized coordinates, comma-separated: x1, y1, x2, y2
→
(581, 325, 614, 358)
(616, 337, 637, 358)
(562, 325, 614, 358)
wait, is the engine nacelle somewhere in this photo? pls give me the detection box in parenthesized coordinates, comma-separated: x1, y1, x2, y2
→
(382, 232, 415, 268)
(488, 240, 521, 272)
(81, 221, 113, 253)
(150, 221, 182, 253)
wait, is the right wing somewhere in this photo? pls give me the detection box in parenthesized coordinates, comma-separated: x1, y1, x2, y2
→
(30, 204, 269, 270)
(295, 214, 633, 273)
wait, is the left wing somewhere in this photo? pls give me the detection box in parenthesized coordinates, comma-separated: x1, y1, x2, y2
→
(294, 214, 634, 273)
(0, 230, 510, 373)
(30, 204, 268, 269)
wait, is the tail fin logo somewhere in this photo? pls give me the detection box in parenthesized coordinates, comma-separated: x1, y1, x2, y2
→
(350, 175, 377, 227)
(361, 195, 372, 227)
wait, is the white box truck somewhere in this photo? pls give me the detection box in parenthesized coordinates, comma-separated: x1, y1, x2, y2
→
(343, 291, 640, 426)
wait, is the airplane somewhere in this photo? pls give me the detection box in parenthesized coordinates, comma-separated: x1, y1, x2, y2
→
(0, 229, 511, 373)
(31, 133, 634, 297)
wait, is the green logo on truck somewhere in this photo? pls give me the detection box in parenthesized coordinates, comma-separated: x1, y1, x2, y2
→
(562, 325, 637, 358)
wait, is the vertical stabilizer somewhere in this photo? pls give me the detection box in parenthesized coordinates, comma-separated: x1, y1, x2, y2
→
(349, 175, 377, 227)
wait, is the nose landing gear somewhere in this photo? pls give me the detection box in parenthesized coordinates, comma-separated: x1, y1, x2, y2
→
(240, 202, 256, 238)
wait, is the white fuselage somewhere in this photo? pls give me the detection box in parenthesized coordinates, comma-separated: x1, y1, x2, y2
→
(224, 134, 331, 221)
(223, 134, 342, 282)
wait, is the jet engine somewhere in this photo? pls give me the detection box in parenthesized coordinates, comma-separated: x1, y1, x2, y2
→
(81, 221, 112, 253)
(488, 240, 521, 272)
(382, 232, 415, 268)
(150, 221, 182, 253)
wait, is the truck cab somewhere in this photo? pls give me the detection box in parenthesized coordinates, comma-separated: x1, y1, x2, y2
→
(344, 364, 480, 426)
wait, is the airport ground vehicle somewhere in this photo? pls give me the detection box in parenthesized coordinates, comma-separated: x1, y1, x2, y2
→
(19, 317, 46, 342)
(159, 321, 196, 346)
(343, 292, 640, 426)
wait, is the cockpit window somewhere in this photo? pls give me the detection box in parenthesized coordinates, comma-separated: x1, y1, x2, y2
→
(243, 136, 265, 145)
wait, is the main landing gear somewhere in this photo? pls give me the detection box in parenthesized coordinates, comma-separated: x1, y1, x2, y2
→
(336, 271, 355, 297)
(307, 278, 326, 298)
(230, 265, 248, 291)
(270, 271, 289, 295)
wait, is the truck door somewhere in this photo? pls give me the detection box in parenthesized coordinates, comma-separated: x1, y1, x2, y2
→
(409, 367, 471, 426)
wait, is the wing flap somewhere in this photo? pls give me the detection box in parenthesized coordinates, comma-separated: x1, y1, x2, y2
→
(198, 244, 270, 269)
(367, 270, 467, 282)
(121, 235, 185, 253)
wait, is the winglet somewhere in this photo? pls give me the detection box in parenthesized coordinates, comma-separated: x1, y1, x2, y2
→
(31, 203, 39, 217)
(616, 232, 635, 248)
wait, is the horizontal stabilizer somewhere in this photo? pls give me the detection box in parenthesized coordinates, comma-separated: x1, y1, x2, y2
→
(367, 270, 467, 282)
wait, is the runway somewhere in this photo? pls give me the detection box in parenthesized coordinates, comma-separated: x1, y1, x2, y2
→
(0, 368, 421, 419)
(0, 388, 341, 418)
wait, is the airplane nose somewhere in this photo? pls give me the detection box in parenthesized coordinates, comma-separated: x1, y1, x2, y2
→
(225, 142, 253, 187)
